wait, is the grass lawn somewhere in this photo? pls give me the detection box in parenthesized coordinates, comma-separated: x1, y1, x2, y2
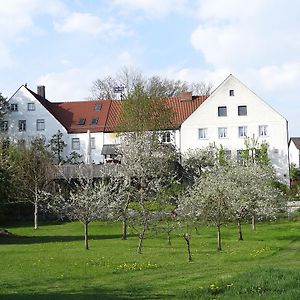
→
(1, 220, 300, 299)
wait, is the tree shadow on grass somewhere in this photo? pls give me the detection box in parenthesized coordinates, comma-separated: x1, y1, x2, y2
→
(0, 286, 173, 300)
(0, 234, 135, 245)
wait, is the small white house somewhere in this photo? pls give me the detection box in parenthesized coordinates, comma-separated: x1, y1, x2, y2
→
(1, 75, 290, 182)
(289, 138, 300, 168)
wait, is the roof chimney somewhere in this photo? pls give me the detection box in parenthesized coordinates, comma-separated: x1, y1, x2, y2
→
(178, 91, 193, 102)
(37, 85, 46, 98)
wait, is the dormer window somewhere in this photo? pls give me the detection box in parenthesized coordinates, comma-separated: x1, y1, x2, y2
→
(10, 103, 18, 111)
(229, 90, 234, 96)
(28, 103, 35, 111)
(94, 103, 102, 111)
(91, 117, 98, 125)
(78, 118, 86, 125)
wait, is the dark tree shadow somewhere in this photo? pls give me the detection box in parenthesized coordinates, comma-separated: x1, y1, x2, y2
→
(0, 234, 135, 245)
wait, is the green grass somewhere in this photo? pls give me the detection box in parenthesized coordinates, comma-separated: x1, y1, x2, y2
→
(1, 220, 300, 299)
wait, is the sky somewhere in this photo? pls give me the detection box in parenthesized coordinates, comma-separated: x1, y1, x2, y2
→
(0, 0, 299, 136)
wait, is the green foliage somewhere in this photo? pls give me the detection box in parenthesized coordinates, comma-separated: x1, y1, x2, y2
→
(0, 92, 8, 121)
(118, 85, 173, 132)
(65, 151, 83, 164)
(49, 130, 67, 163)
(242, 137, 271, 166)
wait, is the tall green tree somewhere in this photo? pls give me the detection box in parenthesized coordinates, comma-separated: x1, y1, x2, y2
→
(118, 85, 173, 133)
(0, 92, 8, 122)
(49, 130, 67, 163)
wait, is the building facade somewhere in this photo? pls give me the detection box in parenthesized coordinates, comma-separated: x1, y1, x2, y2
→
(289, 138, 300, 168)
(1, 75, 290, 182)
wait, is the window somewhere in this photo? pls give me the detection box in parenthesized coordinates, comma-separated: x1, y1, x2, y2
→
(224, 150, 231, 159)
(94, 103, 102, 111)
(91, 137, 96, 149)
(91, 117, 98, 125)
(238, 126, 247, 137)
(162, 132, 171, 143)
(238, 105, 247, 116)
(198, 128, 207, 139)
(36, 119, 45, 131)
(237, 150, 244, 161)
(218, 127, 227, 138)
(28, 103, 35, 111)
(1, 121, 8, 132)
(78, 118, 86, 125)
(10, 103, 18, 111)
(259, 125, 268, 137)
(18, 120, 26, 132)
(229, 90, 234, 96)
(72, 138, 80, 150)
(218, 106, 227, 117)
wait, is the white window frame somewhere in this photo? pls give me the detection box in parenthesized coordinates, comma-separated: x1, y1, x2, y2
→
(72, 138, 80, 150)
(218, 127, 227, 139)
(91, 137, 96, 149)
(18, 120, 26, 132)
(28, 103, 35, 111)
(238, 126, 247, 138)
(162, 132, 171, 143)
(259, 125, 268, 137)
(229, 89, 234, 96)
(10, 103, 18, 111)
(198, 128, 208, 139)
(36, 119, 45, 131)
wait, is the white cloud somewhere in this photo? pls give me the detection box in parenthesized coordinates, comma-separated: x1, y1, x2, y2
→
(191, 0, 300, 70)
(0, 0, 66, 68)
(112, 0, 191, 18)
(54, 12, 131, 37)
(36, 51, 139, 101)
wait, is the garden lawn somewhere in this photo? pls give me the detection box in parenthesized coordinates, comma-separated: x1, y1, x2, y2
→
(1, 220, 300, 299)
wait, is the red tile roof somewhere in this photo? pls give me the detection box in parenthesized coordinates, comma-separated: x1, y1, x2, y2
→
(27, 87, 207, 133)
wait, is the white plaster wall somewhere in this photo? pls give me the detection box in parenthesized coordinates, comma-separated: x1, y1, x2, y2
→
(181, 75, 289, 183)
(67, 132, 104, 164)
(5, 86, 69, 156)
(289, 141, 300, 167)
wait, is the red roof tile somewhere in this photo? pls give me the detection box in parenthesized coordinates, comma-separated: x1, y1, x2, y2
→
(27, 87, 207, 133)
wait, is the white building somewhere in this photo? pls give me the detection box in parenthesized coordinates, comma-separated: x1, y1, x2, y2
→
(1, 74, 290, 182)
(289, 138, 300, 168)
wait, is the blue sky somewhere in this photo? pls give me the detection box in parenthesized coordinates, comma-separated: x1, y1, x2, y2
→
(1, 0, 300, 136)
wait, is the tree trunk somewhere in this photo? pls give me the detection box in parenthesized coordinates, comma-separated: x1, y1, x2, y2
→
(252, 215, 256, 231)
(137, 219, 147, 254)
(217, 224, 222, 251)
(167, 231, 171, 245)
(183, 233, 192, 261)
(84, 222, 89, 250)
(34, 201, 38, 230)
(122, 217, 127, 240)
(237, 220, 243, 241)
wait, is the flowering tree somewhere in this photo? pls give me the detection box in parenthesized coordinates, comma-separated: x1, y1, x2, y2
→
(50, 168, 113, 250)
(223, 162, 284, 240)
(109, 176, 133, 240)
(116, 131, 177, 254)
(178, 165, 234, 251)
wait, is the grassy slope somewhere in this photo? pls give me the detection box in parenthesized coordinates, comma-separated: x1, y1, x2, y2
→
(0, 221, 300, 299)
